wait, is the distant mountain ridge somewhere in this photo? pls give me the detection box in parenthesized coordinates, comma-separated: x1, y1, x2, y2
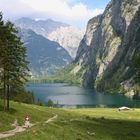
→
(15, 17, 69, 35)
(18, 28, 72, 77)
(15, 17, 84, 58)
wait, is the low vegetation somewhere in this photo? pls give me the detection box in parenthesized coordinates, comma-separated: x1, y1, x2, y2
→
(96, 54, 140, 96)
(29, 64, 82, 85)
(0, 100, 140, 140)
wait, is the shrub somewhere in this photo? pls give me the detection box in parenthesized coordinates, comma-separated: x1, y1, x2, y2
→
(47, 99, 54, 107)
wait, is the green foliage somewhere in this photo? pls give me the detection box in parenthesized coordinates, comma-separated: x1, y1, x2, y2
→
(0, 102, 140, 140)
(133, 54, 140, 84)
(0, 12, 29, 110)
(49, 64, 81, 85)
(47, 99, 54, 107)
(12, 90, 34, 104)
(29, 64, 82, 85)
(36, 98, 44, 106)
(96, 53, 140, 94)
(96, 78, 120, 93)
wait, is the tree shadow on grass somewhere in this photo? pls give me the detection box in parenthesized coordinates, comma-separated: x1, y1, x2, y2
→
(0, 99, 17, 114)
(63, 116, 140, 140)
(0, 105, 17, 114)
(8, 108, 17, 114)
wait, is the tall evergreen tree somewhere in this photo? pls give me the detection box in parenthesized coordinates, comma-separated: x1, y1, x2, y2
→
(0, 12, 7, 111)
(0, 13, 29, 111)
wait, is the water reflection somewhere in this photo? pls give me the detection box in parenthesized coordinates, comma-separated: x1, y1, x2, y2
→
(26, 83, 140, 108)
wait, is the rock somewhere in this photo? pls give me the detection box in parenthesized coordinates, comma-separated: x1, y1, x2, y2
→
(125, 90, 135, 98)
(73, 0, 140, 90)
(118, 106, 131, 111)
(48, 26, 84, 58)
(87, 131, 95, 136)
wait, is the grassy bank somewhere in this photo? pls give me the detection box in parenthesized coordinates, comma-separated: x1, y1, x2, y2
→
(29, 64, 82, 85)
(0, 100, 140, 140)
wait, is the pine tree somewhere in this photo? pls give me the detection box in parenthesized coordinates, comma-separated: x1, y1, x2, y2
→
(0, 13, 29, 111)
(0, 12, 7, 111)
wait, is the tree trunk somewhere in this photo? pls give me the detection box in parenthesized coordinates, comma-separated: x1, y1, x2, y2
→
(3, 73, 6, 111)
(6, 85, 10, 110)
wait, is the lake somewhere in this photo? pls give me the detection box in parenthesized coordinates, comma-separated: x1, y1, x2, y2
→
(26, 83, 140, 108)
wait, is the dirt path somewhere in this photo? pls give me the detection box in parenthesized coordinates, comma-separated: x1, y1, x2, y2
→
(0, 126, 26, 139)
(45, 114, 58, 123)
(0, 115, 58, 139)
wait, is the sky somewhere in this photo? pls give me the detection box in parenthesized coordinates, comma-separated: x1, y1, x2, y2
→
(0, 0, 110, 29)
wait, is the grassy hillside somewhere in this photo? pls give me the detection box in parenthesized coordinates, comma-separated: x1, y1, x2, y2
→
(0, 100, 140, 140)
(30, 64, 82, 85)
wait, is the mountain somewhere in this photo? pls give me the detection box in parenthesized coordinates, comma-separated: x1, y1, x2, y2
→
(48, 26, 84, 58)
(19, 29, 72, 77)
(15, 18, 83, 58)
(73, 0, 140, 96)
(15, 17, 69, 36)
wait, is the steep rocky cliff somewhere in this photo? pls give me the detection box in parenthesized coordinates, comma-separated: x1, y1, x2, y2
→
(74, 0, 140, 94)
(48, 26, 84, 59)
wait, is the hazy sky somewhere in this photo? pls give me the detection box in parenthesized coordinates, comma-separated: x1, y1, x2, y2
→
(0, 0, 110, 28)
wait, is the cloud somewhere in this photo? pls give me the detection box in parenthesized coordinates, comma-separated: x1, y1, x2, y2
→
(21, 0, 103, 20)
(0, 0, 103, 28)
(0, 0, 34, 19)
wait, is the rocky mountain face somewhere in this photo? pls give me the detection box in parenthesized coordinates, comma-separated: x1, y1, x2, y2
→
(15, 18, 83, 58)
(74, 0, 140, 94)
(48, 26, 84, 58)
(19, 29, 72, 77)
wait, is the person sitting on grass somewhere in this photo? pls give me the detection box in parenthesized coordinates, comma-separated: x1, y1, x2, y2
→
(24, 115, 30, 128)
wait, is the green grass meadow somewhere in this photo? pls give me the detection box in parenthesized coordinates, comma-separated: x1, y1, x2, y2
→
(0, 100, 140, 140)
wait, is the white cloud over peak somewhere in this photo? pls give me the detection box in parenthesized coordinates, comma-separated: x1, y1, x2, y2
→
(0, 0, 103, 28)
(21, 0, 103, 20)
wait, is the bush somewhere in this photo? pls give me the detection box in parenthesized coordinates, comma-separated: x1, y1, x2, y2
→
(47, 99, 54, 107)
(12, 90, 34, 104)
(36, 98, 44, 106)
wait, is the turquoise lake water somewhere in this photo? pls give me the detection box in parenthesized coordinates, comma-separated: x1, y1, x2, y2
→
(26, 83, 140, 108)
